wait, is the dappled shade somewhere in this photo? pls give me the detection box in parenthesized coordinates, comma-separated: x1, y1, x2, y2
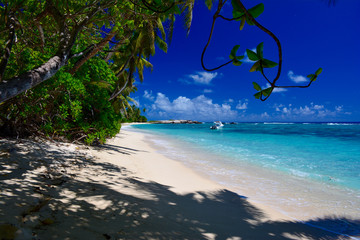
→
(1, 138, 359, 239)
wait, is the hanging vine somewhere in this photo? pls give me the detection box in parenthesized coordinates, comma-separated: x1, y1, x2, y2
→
(201, 0, 322, 101)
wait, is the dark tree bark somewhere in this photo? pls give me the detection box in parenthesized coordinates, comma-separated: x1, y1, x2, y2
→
(0, 12, 16, 82)
(0, 1, 101, 104)
(0, 55, 67, 103)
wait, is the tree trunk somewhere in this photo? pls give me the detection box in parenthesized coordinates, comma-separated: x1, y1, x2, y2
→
(0, 13, 16, 82)
(0, 2, 101, 103)
(0, 55, 67, 103)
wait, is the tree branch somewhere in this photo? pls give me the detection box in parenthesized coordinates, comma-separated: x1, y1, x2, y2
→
(37, 24, 45, 48)
(109, 56, 134, 101)
(275, 81, 314, 89)
(0, 1, 102, 103)
(201, 0, 234, 71)
(116, 55, 133, 77)
(141, 0, 175, 13)
(0, 12, 16, 82)
(69, 31, 116, 75)
(104, 31, 132, 62)
(235, 0, 283, 84)
(0, 55, 68, 103)
(217, 14, 241, 21)
(70, 44, 95, 58)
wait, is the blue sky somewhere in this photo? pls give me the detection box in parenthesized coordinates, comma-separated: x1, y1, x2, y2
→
(132, 0, 360, 122)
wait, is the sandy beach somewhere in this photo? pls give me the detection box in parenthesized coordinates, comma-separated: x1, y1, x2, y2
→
(0, 126, 358, 239)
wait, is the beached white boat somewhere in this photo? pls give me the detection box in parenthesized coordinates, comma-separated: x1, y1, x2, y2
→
(210, 121, 224, 129)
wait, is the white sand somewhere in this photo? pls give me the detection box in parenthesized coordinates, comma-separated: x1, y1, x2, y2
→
(0, 127, 357, 239)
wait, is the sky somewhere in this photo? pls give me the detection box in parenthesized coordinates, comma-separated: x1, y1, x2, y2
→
(131, 0, 360, 122)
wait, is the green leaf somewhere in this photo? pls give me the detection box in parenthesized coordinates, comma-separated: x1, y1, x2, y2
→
(307, 74, 315, 79)
(88, 81, 111, 89)
(239, 16, 246, 30)
(248, 3, 264, 19)
(256, 42, 264, 59)
(254, 92, 262, 99)
(236, 55, 244, 60)
(155, 35, 168, 53)
(156, 18, 166, 40)
(250, 61, 260, 72)
(205, 0, 213, 10)
(245, 17, 255, 26)
(262, 59, 278, 68)
(141, 58, 153, 69)
(246, 49, 259, 61)
(231, 0, 242, 11)
(233, 10, 245, 19)
(307, 74, 317, 81)
(315, 68, 323, 75)
(232, 0, 245, 19)
(253, 82, 261, 91)
(233, 59, 242, 66)
(262, 87, 272, 97)
(174, 5, 181, 14)
(230, 45, 240, 60)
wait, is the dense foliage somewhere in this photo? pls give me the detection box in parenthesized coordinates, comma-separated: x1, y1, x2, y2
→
(1, 55, 122, 144)
(0, 0, 193, 143)
(0, 0, 324, 143)
(0, 0, 195, 101)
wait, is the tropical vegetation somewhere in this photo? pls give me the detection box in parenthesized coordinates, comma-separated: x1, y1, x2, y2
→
(0, 0, 322, 144)
(0, 0, 193, 143)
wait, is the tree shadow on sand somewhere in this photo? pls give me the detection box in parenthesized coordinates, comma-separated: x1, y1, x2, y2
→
(0, 138, 359, 240)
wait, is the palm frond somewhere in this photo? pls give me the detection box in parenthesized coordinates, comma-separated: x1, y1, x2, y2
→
(156, 17, 166, 40)
(155, 35, 168, 53)
(167, 14, 176, 43)
(141, 57, 153, 69)
(183, 0, 195, 35)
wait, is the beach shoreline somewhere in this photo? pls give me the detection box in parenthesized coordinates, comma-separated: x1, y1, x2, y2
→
(128, 124, 360, 218)
(0, 125, 358, 239)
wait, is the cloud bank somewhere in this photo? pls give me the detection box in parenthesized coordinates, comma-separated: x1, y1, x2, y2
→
(146, 93, 238, 121)
(141, 90, 350, 122)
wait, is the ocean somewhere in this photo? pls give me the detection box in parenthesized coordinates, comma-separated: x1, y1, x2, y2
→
(128, 122, 360, 224)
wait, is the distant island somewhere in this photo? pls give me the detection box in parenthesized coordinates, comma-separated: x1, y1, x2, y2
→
(151, 120, 202, 124)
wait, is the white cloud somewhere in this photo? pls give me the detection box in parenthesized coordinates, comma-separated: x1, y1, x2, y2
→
(261, 112, 270, 119)
(313, 104, 324, 110)
(294, 106, 315, 115)
(147, 93, 239, 121)
(187, 71, 218, 85)
(335, 105, 343, 112)
(264, 83, 287, 93)
(272, 103, 349, 120)
(288, 71, 308, 83)
(236, 99, 248, 110)
(333, 105, 351, 115)
(143, 90, 155, 101)
(203, 89, 213, 93)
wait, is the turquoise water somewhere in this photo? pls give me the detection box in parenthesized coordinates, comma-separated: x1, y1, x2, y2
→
(131, 122, 360, 191)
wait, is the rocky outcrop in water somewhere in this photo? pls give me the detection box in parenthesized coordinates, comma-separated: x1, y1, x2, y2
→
(153, 120, 202, 124)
